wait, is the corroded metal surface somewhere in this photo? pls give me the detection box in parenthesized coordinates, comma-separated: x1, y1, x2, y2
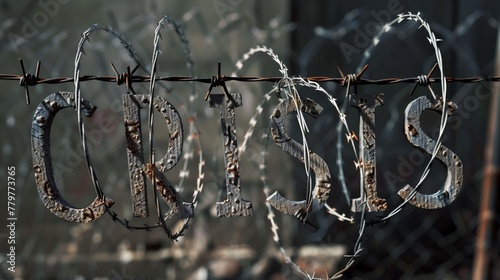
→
(31, 92, 114, 223)
(209, 93, 252, 217)
(351, 93, 387, 212)
(123, 94, 148, 217)
(123, 94, 193, 218)
(398, 96, 463, 209)
(267, 97, 331, 218)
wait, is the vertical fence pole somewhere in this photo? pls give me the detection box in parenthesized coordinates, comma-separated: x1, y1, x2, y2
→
(472, 24, 500, 280)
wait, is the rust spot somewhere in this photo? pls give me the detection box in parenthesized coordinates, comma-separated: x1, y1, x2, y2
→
(225, 149, 234, 158)
(125, 120, 139, 126)
(274, 109, 281, 118)
(134, 185, 141, 195)
(48, 100, 58, 109)
(227, 162, 237, 172)
(447, 101, 457, 114)
(156, 184, 176, 202)
(364, 165, 375, 183)
(53, 203, 67, 212)
(81, 208, 95, 222)
(125, 136, 140, 153)
(441, 191, 450, 201)
(125, 120, 140, 133)
(44, 182, 58, 198)
(170, 131, 179, 140)
(408, 124, 418, 137)
(144, 163, 153, 176)
(103, 197, 115, 208)
(373, 198, 387, 211)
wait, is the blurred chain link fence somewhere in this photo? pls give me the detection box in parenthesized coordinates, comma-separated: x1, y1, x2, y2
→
(0, 1, 499, 279)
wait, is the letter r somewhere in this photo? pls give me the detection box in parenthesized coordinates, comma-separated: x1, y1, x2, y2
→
(123, 94, 193, 218)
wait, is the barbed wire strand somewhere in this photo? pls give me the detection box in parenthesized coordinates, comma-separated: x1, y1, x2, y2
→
(149, 15, 208, 241)
(232, 47, 275, 157)
(260, 128, 312, 280)
(154, 14, 199, 196)
(232, 45, 315, 216)
(73, 24, 142, 207)
(148, 15, 174, 239)
(334, 87, 352, 207)
(73, 25, 164, 232)
(9, 71, 500, 89)
(330, 70, 368, 279)
(233, 45, 318, 279)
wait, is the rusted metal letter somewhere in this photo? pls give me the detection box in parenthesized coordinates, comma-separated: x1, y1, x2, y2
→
(351, 93, 388, 212)
(267, 97, 331, 219)
(398, 96, 463, 209)
(31, 92, 114, 223)
(209, 93, 252, 217)
(123, 94, 193, 218)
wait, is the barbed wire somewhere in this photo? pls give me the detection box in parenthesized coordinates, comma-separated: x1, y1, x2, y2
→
(6, 63, 500, 98)
(5, 60, 500, 111)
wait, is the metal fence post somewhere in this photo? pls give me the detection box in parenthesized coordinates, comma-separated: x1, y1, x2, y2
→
(472, 23, 500, 280)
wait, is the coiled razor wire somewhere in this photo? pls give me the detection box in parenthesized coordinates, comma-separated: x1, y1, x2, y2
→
(72, 18, 205, 240)
(354, 12, 450, 223)
(231, 11, 454, 279)
(73, 24, 141, 227)
(232, 45, 355, 279)
(148, 15, 205, 240)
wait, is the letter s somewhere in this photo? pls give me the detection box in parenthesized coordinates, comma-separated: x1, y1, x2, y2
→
(398, 96, 463, 209)
(267, 97, 331, 221)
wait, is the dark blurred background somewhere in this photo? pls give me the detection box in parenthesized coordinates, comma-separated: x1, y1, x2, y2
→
(0, 1, 499, 279)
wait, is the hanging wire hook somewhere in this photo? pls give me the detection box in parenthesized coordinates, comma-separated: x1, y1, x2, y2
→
(18, 59, 41, 105)
(204, 61, 237, 106)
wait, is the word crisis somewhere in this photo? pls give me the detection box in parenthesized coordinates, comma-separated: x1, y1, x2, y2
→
(31, 91, 463, 223)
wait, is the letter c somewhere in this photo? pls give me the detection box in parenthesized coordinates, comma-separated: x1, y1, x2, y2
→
(31, 92, 114, 223)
